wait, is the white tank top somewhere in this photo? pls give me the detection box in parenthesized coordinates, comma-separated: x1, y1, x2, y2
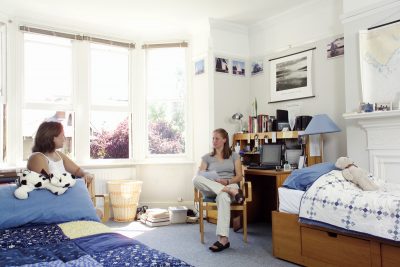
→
(38, 151, 67, 174)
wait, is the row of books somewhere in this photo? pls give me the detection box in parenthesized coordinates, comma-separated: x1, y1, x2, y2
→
(248, 115, 270, 133)
(0, 170, 19, 184)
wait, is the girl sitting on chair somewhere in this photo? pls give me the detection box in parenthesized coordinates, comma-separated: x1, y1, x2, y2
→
(193, 128, 244, 252)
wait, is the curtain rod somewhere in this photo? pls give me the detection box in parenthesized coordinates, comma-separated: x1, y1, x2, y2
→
(19, 25, 135, 49)
(268, 47, 316, 62)
(141, 41, 188, 49)
(368, 19, 400, 30)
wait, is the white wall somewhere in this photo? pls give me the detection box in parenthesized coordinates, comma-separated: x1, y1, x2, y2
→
(209, 20, 251, 142)
(247, 0, 346, 163)
(191, 24, 213, 170)
(342, 0, 400, 169)
(342, 0, 397, 14)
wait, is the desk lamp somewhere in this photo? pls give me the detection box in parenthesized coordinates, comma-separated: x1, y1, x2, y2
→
(232, 113, 244, 133)
(301, 114, 341, 162)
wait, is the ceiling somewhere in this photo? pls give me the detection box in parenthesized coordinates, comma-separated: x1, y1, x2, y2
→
(0, 0, 314, 39)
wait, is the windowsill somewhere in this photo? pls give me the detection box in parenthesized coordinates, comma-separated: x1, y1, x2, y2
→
(7, 158, 195, 171)
(79, 158, 195, 169)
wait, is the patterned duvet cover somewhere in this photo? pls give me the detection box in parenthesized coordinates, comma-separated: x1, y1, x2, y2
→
(0, 221, 192, 267)
(299, 170, 400, 241)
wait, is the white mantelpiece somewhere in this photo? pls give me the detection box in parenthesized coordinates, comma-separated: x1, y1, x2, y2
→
(344, 110, 400, 183)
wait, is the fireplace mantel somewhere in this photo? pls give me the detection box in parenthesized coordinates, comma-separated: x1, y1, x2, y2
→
(344, 110, 400, 183)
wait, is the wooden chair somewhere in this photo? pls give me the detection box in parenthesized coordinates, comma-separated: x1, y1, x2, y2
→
(194, 179, 252, 243)
(87, 180, 110, 223)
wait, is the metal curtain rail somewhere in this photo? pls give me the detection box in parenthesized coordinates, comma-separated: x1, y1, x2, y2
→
(141, 41, 188, 49)
(268, 47, 316, 62)
(368, 19, 400, 30)
(19, 25, 135, 48)
(19, 25, 82, 40)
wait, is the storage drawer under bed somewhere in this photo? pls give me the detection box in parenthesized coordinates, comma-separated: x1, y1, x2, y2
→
(301, 226, 371, 267)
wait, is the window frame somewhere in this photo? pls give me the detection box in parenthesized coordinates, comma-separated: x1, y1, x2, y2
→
(144, 46, 190, 159)
(0, 22, 6, 163)
(88, 42, 133, 161)
(13, 25, 192, 166)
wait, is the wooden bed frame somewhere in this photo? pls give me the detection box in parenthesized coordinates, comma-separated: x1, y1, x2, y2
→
(272, 211, 400, 267)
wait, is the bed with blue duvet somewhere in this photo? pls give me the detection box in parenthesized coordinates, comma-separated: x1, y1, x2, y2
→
(0, 180, 191, 267)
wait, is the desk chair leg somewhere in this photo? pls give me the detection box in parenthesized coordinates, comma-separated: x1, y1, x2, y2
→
(243, 203, 248, 243)
(199, 200, 205, 244)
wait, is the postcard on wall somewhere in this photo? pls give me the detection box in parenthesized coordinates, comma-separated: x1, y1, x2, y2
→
(269, 49, 314, 102)
(251, 60, 264, 75)
(195, 59, 205, 75)
(327, 36, 344, 59)
(215, 57, 229, 73)
(232, 60, 245, 76)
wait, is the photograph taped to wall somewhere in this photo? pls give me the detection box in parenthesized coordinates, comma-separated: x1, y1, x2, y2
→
(232, 60, 245, 76)
(327, 36, 344, 59)
(270, 50, 313, 102)
(215, 57, 229, 73)
(195, 59, 204, 75)
(251, 60, 263, 75)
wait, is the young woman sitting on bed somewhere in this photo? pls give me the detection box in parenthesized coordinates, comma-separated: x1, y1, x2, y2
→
(27, 121, 94, 185)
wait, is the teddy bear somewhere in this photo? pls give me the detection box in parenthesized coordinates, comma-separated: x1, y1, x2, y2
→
(335, 157, 379, 191)
(14, 169, 77, 200)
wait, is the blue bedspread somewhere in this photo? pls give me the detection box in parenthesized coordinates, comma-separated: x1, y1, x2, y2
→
(0, 223, 192, 267)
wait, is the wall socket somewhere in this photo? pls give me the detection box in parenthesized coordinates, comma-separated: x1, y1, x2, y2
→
(177, 197, 183, 202)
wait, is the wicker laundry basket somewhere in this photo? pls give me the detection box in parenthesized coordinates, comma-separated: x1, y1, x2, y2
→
(107, 180, 143, 222)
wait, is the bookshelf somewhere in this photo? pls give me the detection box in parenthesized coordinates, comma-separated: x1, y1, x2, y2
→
(232, 131, 322, 167)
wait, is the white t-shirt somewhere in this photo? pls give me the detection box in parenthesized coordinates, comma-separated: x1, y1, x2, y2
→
(37, 151, 67, 174)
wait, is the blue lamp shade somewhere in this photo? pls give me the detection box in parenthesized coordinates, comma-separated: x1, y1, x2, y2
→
(302, 114, 341, 135)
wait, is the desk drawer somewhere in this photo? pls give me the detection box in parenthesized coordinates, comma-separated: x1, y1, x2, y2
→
(301, 226, 371, 267)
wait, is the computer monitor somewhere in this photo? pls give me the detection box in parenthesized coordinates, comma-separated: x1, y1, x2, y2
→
(260, 144, 282, 166)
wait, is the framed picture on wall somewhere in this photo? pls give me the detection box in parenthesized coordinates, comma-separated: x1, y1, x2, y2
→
(269, 49, 314, 103)
(232, 60, 245, 76)
(195, 59, 205, 75)
(251, 60, 264, 75)
(327, 36, 344, 59)
(215, 57, 229, 73)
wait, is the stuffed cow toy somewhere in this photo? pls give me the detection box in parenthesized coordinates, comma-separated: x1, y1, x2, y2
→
(14, 169, 77, 200)
(335, 157, 379, 191)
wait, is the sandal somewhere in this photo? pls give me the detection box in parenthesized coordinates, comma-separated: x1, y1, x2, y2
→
(234, 189, 244, 204)
(209, 241, 230, 252)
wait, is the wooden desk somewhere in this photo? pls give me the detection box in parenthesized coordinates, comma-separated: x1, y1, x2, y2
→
(244, 168, 291, 223)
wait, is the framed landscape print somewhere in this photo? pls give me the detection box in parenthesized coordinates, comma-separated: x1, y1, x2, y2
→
(269, 49, 314, 102)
